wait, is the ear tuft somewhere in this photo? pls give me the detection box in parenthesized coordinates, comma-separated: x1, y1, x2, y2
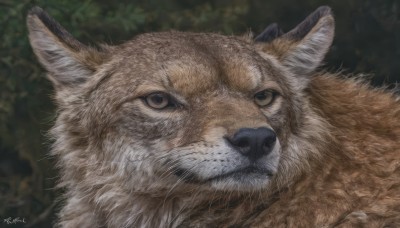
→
(27, 7, 106, 88)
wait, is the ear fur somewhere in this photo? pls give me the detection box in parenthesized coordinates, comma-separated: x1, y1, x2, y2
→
(258, 6, 335, 88)
(27, 7, 107, 88)
(282, 6, 334, 75)
(254, 23, 284, 43)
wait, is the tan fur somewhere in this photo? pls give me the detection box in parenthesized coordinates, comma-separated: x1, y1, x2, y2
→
(27, 6, 400, 228)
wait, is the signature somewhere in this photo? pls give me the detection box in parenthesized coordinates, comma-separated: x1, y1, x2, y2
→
(3, 217, 26, 225)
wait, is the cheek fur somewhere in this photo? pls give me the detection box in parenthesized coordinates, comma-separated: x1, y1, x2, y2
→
(115, 103, 186, 141)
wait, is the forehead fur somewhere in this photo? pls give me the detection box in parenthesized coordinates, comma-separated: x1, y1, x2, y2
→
(105, 31, 283, 97)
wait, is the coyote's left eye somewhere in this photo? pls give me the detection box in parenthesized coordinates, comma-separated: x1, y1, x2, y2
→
(143, 92, 178, 110)
(254, 90, 277, 107)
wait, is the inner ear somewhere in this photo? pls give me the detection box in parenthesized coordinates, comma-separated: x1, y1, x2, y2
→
(27, 7, 108, 88)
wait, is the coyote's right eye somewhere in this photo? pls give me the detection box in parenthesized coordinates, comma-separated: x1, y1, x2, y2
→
(254, 89, 278, 107)
(144, 92, 177, 110)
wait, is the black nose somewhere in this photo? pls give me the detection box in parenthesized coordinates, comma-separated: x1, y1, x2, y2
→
(228, 127, 276, 161)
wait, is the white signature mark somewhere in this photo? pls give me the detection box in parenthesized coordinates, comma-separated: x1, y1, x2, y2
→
(3, 217, 26, 225)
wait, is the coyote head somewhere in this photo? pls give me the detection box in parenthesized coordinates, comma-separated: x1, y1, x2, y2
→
(28, 6, 333, 194)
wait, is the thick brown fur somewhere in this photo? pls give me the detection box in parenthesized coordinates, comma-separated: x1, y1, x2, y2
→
(27, 6, 400, 228)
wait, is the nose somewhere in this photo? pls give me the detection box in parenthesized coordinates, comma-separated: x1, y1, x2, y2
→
(228, 127, 276, 161)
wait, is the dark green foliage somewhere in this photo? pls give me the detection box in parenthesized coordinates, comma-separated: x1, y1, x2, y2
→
(1, 0, 399, 226)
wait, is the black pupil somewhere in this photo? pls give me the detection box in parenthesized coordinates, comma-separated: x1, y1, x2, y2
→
(152, 94, 165, 104)
(256, 92, 268, 100)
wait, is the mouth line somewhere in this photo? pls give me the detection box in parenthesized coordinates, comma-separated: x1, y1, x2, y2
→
(206, 166, 273, 182)
(173, 166, 274, 184)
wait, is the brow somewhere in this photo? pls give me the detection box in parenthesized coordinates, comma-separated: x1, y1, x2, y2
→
(160, 64, 174, 88)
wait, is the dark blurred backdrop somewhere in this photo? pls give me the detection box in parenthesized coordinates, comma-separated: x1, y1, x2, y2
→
(0, 0, 399, 227)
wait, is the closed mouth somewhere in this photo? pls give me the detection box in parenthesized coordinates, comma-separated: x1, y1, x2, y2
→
(206, 166, 273, 182)
(173, 166, 273, 184)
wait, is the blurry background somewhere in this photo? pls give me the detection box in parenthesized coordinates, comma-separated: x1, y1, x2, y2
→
(0, 0, 399, 227)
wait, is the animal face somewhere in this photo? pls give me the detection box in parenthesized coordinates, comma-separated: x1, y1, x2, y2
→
(27, 6, 334, 193)
(86, 33, 287, 191)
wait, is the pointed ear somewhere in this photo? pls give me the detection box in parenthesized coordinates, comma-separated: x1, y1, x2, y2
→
(259, 6, 334, 80)
(27, 7, 107, 88)
(281, 6, 334, 76)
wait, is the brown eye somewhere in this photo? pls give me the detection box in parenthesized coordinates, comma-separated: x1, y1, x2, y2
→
(145, 92, 171, 109)
(254, 90, 277, 107)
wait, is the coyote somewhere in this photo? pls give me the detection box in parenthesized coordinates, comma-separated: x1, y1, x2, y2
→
(27, 6, 400, 227)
